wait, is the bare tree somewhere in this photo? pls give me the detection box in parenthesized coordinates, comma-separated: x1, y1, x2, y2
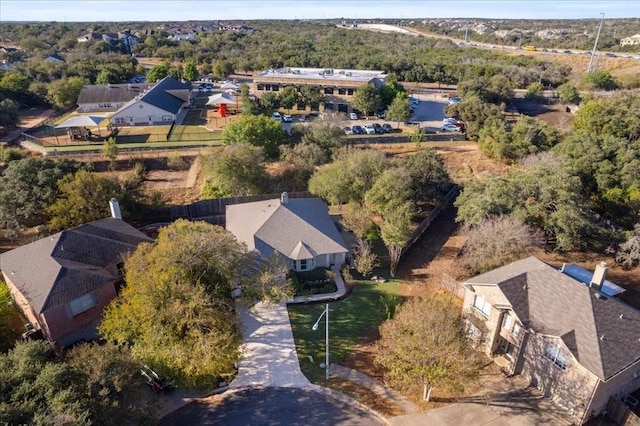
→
(616, 225, 640, 269)
(460, 215, 539, 274)
(353, 239, 380, 277)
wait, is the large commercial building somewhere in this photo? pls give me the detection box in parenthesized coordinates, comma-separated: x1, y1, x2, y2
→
(253, 67, 387, 113)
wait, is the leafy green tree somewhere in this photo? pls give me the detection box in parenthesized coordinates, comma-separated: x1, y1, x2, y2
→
(240, 83, 253, 115)
(46, 170, 125, 232)
(557, 82, 580, 104)
(386, 92, 411, 128)
(582, 70, 618, 91)
(458, 76, 513, 105)
(259, 92, 280, 111)
(46, 76, 87, 109)
(0, 281, 21, 352)
(95, 68, 118, 85)
(182, 59, 199, 82)
(378, 201, 413, 277)
(212, 59, 234, 79)
(146, 64, 169, 83)
(201, 145, 268, 198)
(0, 341, 91, 424)
(446, 96, 505, 140)
(572, 94, 640, 142)
(0, 157, 82, 232)
(309, 148, 387, 206)
(397, 148, 451, 202)
(299, 84, 324, 110)
(102, 137, 118, 168)
(301, 111, 346, 155)
(365, 168, 413, 218)
(221, 114, 285, 157)
(279, 141, 328, 188)
(0, 72, 30, 94)
(524, 82, 544, 101)
(0, 99, 19, 129)
(352, 83, 381, 117)
(376, 296, 483, 401)
(99, 220, 247, 389)
(279, 86, 299, 113)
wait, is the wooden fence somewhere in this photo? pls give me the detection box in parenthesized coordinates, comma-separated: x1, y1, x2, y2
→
(138, 191, 312, 225)
(442, 273, 466, 299)
(400, 185, 459, 258)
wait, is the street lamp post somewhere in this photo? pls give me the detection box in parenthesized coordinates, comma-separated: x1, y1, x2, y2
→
(312, 303, 330, 380)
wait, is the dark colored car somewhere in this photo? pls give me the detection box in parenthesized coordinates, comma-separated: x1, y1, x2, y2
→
(372, 123, 384, 134)
(351, 125, 365, 135)
(382, 123, 394, 133)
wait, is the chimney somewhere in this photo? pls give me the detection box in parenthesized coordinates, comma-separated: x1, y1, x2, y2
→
(590, 261, 608, 290)
(109, 198, 122, 219)
(280, 192, 288, 205)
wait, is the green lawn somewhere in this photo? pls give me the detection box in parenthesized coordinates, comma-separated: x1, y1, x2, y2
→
(288, 280, 402, 384)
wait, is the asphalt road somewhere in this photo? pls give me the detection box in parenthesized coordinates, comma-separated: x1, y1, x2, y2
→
(161, 387, 383, 426)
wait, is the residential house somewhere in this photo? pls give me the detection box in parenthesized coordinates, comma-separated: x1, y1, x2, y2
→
(0, 214, 152, 349)
(252, 67, 387, 114)
(108, 76, 192, 126)
(77, 32, 103, 43)
(462, 256, 640, 424)
(44, 53, 65, 63)
(167, 33, 198, 42)
(621, 34, 640, 46)
(76, 83, 153, 113)
(226, 193, 349, 272)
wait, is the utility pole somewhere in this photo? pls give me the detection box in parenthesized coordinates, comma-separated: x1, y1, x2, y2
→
(587, 13, 605, 73)
(464, 19, 469, 43)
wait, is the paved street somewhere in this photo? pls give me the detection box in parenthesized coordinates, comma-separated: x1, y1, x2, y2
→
(161, 386, 384, 426)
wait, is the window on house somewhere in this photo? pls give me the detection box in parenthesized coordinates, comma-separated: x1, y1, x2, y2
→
(257, 84, 265, 91)
(347, 88, 354, 95)
(300, 259, 308, 270)
(473, 295, 491, 317)
(502, 312, 513, 331)
(338, 88, 346, 95)
(324, 87, 334, 95)
(69, 293, 96, 316)
(272, 85, 280, 92)
(543, 342, 568, 370)
(512, 322, 521, 338)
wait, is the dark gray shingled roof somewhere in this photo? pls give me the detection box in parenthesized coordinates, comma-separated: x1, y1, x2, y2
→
(138, 76, 191, 114)
(0, 218, 152, 314)
(465, 257, 640, 381)
(77, 83, 153, 104)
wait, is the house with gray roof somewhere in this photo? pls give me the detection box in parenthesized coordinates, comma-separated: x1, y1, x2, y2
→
(0, 217, 152, 349)
(77, 82, 153, 113)
(462, 256, 640, 424)
(108, 76, 192, 126)
(226, 193, 348, 272)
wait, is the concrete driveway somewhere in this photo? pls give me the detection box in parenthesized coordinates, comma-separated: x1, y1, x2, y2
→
(388, 375, 573, 426)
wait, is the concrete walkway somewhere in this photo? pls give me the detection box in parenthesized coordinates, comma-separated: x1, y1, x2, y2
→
(231, 301, 311, 388)
(330, 364, 418, 414)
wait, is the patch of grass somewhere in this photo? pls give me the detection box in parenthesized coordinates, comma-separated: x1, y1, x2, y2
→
(288, 280, 402, 384)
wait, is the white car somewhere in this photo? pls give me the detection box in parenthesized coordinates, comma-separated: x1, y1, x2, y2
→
(283, 114, 292, 122)
(349, 112, 358, 120)
(272, 112, 283, 122)
(363, 124, 376, 134)
(439, 124, 462, 133)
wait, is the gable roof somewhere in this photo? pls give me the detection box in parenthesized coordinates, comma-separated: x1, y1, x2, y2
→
(465, 257, 640, 381)
(226, 197, 348, 260)
(118, 76, 191, 115)
(77, 83, 153, 105)
(0, 218, 152, 314)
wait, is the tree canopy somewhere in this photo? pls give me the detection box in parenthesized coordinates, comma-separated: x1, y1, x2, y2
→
(221, 114, 285, 157)
(201, 145, 268, 198)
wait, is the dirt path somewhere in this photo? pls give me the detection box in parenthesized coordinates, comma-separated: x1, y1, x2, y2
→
(396, 204, 465, 297)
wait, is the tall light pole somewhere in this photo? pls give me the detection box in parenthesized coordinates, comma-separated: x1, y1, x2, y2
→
(587, 13, 605, 73)
(312, 303, 330, 380)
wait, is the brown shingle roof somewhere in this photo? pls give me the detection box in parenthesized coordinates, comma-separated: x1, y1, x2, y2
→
(465, 256, 640, 381)
(0, 218, 152, 314)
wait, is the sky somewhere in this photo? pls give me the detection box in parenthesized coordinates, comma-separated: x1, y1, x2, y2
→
(1, 0, 639, 22)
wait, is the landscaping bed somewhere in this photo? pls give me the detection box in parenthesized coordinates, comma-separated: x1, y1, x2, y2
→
(291, 268, 337, 296)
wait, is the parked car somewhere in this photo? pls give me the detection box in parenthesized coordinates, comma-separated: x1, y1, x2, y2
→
(374, 110, 386, 119)
(272, 112, 283, 122)
(410, 97, 420, 106)
(349, 112, 358, 120)
(283, 114, 292, 122)
(438, 124, 462, 133)
(605, 53, 617, 58)
(382, 123, 394, 133)
(344, 126, 353, 135)
(363, 124, 376, 135)
(448, 96, 463, 105)
(372, 123, 384, 134)
(351, 125, 365, 135)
